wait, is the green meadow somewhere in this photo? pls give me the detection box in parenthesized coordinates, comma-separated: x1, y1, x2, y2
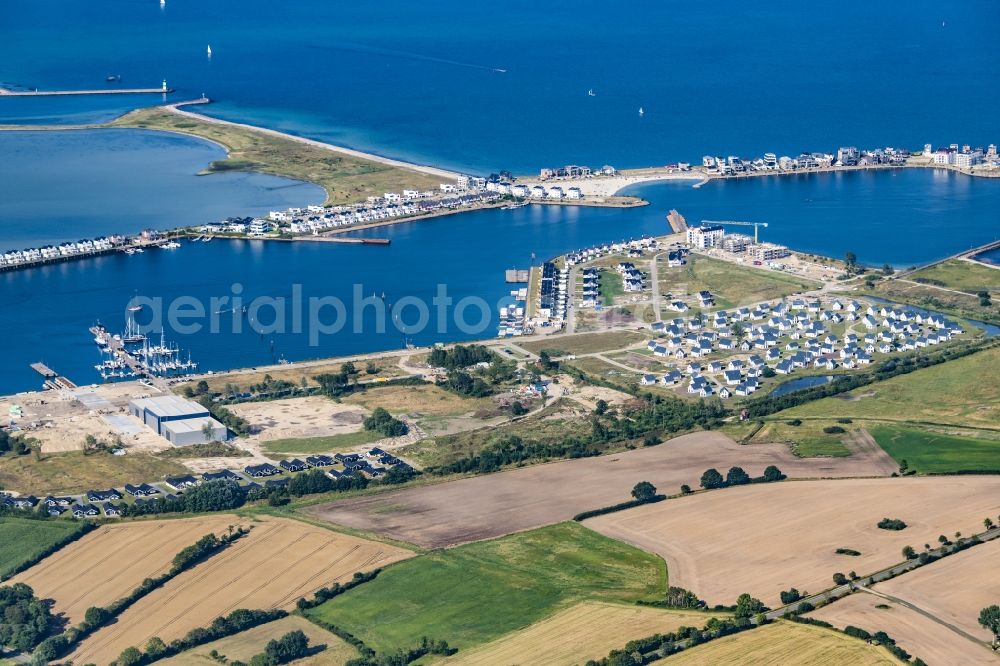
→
(305, 522, 665, 653)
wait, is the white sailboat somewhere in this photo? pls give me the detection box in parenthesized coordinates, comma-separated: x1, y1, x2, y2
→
(587, 89, 596, 97)
(638, 106, 645, 117)
(207, 44, 213, 58)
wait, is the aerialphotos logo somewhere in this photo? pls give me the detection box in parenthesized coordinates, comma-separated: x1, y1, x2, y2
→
(126, 283, 507, 345)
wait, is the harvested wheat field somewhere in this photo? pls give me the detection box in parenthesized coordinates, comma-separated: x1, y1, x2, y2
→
(10, 515, 241, 624)
(586, 477, 1000, 607)
(441, 601, 719, 666)
(227, 397, 368, 441)
(810, 592, 998, 665)
(878, 537, 1000, 644)
(69, 517, 412, 665)
(308, 431, 894, 549)
(660, 621, 898, 665)
(161, 615, 357, 666)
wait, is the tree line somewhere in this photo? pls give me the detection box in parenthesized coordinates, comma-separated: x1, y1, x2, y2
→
(699, 465, 785, 490)
(30, 529, 248, 662)
(430, 396, 726, 475)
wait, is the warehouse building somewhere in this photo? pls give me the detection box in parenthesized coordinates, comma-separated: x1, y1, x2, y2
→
(127, 395, 228, 446)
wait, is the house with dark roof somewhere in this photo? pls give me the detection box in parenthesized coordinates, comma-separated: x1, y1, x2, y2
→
(102, 502, 123, 517)
(124, 483, 160, 497)
(202, 470, 242, 482)
(165, 475, 199, 490)
(72, 504, 100, 518)
(245, 463, 281, 478)
(87, 489, 122, 502)
(279, 459, 308, 473)
(305, 455, 334, 467)
(264, 478, 289, 489)
(3, 494, 38, 510)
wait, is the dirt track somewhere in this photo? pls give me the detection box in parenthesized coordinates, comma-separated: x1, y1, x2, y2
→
(307, 431, 895, 549)
(68, 517, 412, 664)
(587, 477, 1000, 607)
(812, 592, 998, 665)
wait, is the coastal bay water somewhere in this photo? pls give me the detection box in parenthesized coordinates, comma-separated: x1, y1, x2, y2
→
(1, 0, 999, 393)
(2, 0, 998, 172)
(975, 246, 1000, 265)
(0, 129, 323, 250)
(1, 166, 999, 394)
(630, 169, 1000, 266)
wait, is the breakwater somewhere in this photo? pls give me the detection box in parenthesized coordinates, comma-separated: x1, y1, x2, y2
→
(0, 85, 174, 96)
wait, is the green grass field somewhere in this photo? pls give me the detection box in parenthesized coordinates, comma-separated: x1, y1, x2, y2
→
(397, 398, 590, 469)
(778, 346, 1000, 432)
(0, 451, 190, 496)
(599, 269, 624, 306)
(869, 425, 1000, 474)
(114, 108, 443, 205)
(304, 522, 665, 653)
(519, 330, 648, 356)
(0, 518, 83, 578)
(908, 259, 1000, 295)
(866, 278, 999, 326)
(657, 255, 820, 310)
(262, 430, 381, 456)
(752, 420, 852, 457)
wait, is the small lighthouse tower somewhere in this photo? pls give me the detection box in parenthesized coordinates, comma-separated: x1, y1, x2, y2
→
(162, 79, 168, 92)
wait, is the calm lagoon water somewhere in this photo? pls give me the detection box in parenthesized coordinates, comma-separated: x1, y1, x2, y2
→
(2, 166, 999, 393)
(770, 376, 835, 398)
(0, 129, 323, 251)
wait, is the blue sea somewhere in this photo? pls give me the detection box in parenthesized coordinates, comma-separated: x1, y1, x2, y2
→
(2, 0, 998, 172)
(1, 0, 998, 393)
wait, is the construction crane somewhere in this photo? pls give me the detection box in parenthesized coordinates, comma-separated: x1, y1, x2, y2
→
(702, 220, 769, 244)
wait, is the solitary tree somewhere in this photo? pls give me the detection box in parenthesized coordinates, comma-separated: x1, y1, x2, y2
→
(725, 466, 751, 486)
(631, 481, 658, 503)
(979, 605, 1000, 648)
(986, 518, 995, 530)
(762, 465, 786, 482)
(117, 647, 143, 666)
(733, 593, 767, 618)
(594, 399, 609, 416)
(844, 251, 858, 274)
(700, 468, 725, 489)
(902, 545, 916, 560)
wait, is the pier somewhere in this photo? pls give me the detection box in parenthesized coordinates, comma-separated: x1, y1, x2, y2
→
(667, 209, 689, 234)
(505, 269, 530, 283)
(30, 362, 77, 390)
(291, 236, 391, 245)
(0, 85, 174, 97)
